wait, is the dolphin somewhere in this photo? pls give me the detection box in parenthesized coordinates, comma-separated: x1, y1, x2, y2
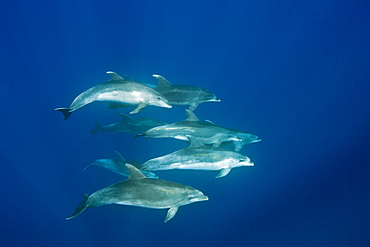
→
(143, 137, 254, 178)
(152, 74, 220, 111)
(89, 113, 167, 134)
(203, 120, 261, 151)
(66, 164, 208, 222)
(137, 109, 241, 147)
(55, 71, 172, 120)
(84, 151, 158, 179)
(226, 128, 261, 152)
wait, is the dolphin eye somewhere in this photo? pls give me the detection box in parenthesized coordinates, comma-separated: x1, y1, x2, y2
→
(239, 159, 245, 162)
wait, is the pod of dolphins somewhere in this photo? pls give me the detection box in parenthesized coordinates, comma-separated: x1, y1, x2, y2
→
(56, 71, 261, 223)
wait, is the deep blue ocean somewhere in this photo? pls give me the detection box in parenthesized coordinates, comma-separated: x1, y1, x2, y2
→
(1, 1, 369, 246)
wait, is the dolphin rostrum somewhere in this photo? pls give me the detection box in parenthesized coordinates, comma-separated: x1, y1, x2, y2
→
(84, 151, 158, 179)
(66, 164, 208, 222)
(152, 74, 220, 111)
(143, 136, 254, 178)
(55, 71, 172, 120)
(137, 109, 241, 147)
(89, 113, 167, 134)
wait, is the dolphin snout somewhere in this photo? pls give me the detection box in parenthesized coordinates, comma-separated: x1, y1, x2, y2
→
(157, 101, 172, 108)
(250, 138, 261, 143)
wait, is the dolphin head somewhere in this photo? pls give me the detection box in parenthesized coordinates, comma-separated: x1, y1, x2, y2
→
(238, 133, 261, 144)
(203, 92, 221, 103)
(248, 135, 261, 143)
(148, 94, 172, 108)
(238, 156, 254, 167)
(183, 186, 209, 205)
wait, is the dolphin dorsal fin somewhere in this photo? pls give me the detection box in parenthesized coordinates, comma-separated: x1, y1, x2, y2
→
(186, 135, 205, 147)
(122, 74, 134, 81)
(126, 164, 147, 179)
(106, 71, 124, 81)
(113, 151, 126, 164)
(117, 113, 133, 121)
(185, 109, 200, 121)
(153, 74, 172, 87)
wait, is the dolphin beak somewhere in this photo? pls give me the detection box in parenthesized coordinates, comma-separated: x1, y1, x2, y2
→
(161, 102, 172, 108)
(250, 138, 261, 143)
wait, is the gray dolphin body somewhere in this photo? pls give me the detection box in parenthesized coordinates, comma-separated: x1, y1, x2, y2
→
(66, 164, 208, 223)
(89, 114, 167, 134)
(153, 74, 220, 111)
(55, 71, 172, 120)
(139, 109, 241, 147)
(143, 138, 254, 178)
(84, 151, 158, 179)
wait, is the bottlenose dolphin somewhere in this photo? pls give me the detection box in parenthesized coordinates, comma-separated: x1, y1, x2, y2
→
(55, 71, 172, 120)
(89, 114, 167, 134)
(143, 137, 254, 178)
(84, 151, 158, 179)
(152, 74, 220, 111)
(66, 164, 208, 222)
(226, 128, 261, 152)
(137, 109, 241, 147)
(203, 120, 261, 151)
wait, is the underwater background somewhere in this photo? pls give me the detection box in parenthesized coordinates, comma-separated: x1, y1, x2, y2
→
(1, 0, 369, 246)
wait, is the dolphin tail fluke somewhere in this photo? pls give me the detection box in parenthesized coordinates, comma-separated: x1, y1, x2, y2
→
(89, 120, 102, 134)
(55, 108, 72, 120)
(66, 194, 89, 220)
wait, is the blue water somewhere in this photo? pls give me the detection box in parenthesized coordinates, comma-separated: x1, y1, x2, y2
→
(1, 1, 369, 246)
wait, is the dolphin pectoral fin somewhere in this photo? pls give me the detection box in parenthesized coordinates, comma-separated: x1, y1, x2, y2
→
(189, 104, 198, 111)
(234, 144, 242, 152)
(55, 108, 72, 120)
(185, 109, 200, 121)
(212, 142, 221, 148)
(164, 206, 179, 223)
(216, 167, 231, 178)
(83, 163, 94, 171)
(66, 194, 89, 220)
(130, 102, 148, 114)
(89, 119, 102, 134)
(133, 133, 144, 139)
(187, 135, 205, 147)
(205, 120, 216, 125)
